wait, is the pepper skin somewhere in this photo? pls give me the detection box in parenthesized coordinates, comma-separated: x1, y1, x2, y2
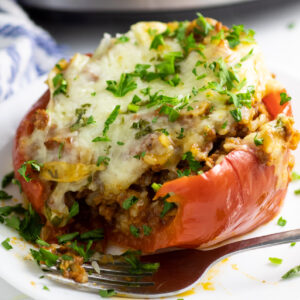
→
(13, 90, 294, 253)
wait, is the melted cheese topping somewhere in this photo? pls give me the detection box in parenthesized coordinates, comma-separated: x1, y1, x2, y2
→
(25, 20, 280, 217)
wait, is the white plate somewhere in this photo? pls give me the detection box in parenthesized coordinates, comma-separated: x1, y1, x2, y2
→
(0, 69, 299, 300)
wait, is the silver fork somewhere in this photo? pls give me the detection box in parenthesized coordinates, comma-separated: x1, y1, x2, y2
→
(42, 229, 300, 298)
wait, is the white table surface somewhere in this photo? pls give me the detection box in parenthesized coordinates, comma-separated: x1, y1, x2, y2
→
(1, 1, 300, 299)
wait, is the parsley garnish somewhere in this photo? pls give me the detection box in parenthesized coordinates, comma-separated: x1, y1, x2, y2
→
(280, 92, 291, 105)
(292, 172, 300, 181)
(221, 121, 228, 129)
(133, 151, 146, 160)
(130, 225, 140, 237)
(1, 238, 12, 250)
(254, 134, 264, 146)
(36, 238, 50, 247)
(282, 265, 300, 279)
(69, 240, 93, 262)
(150, 33, 165, 50)
(182, 151, 201, 172)
(12, 179, 22, 193)
(195, 13, 214, 36)
(160, 196, 175, 218)
(93, 105, 120, 142)
(30, 248, 58, 267)
(291, 242, 296, 247)
(70, 105, 95, 132)
(240, 48, 254, 62)
(159, 104, 180, 122)
(18, 160, 42, 182)
(58, 142, 64, 159)
(226, 25, 255, 49)
(127, 103, 140, 113)
(117, 141, 124, 146)
(43, 285, 50, 291)
(143, 225, 152, 236)
(1, 171, 14, 188)
(106, 73, 137, 97)
(96, 156, 110, 167)
(99, 289, 116, 298)
(230, 108, 242, 122)
(277, 216, 287, 227)
(177, 128, 185, 139)
(269, 257, 282, 265)
(103, 105, 120, 136)
(151, 183, 162, 192)
(116, 36, 130, 43)
(122, 196, 139, 210)
(52, 73, 68, 96)
(57, 232, 79, 244)
(131, 119, 153, 139)
(0, 190, 12, 200)
(68, 201, 79, 221)
(80, 229, 104, 241)
(177, 169, 191, 177)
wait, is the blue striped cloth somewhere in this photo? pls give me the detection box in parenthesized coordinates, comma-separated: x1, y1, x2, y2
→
(0, 0, 63, 102)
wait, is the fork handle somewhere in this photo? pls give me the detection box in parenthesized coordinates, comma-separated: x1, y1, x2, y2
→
(218, 229, 300, 257)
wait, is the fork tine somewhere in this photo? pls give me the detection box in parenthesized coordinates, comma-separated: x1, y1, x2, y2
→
(41, 264, 154, 287)
(83, 263, 154, 277)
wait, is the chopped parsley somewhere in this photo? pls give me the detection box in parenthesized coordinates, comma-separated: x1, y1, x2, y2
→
(292, 172, 300, 181)
(36, 238, 50, 247)
(68, 201, 79, 221)
(131, 119, 153, 139)
(52, 73, 68, 96)
(91, 91, 96, 96)
(70, 104, 96, 132)
(116, 36, 130, 43)
(127, 103, 140, 113)
(230, 108, 242, 122)
(143, 225, 152, 236)
(57, 232, 79, 244)
(58, 142, 64, 159)
(254, 134, 264, 146)
(30, 247, 58, 267)
(43, 285, 50, 291)
(240, 48, 254, 62)
(103, 105, 120, 136)
(96, 156, 110, 167)
(226, 24, 255, 49)
(159, 104, 180, 122)
(177, 169, 191, 177)
(80, 229, 104, 241)
(93, 105, 120, 142)
(130, 225, 140, 237)
(282, 265, 300, 279)
(269, 257, 282, 265)
(277, 216, 287, 227)
(106, 73, 137, 97)
(99, 289, 116, 298)
(18, 160, 42, 182)
(221, 121, 228, 129)
(1, 171, 14, 188)
(0, 190, 12, 200)
(295, 189, 300, 195)
(195, 13, 214, 36)
(150, 33, 165, 50)
(176, 128, 185, 139)
(182, 151, 201, 172)
(133, 151, 146, 160)
(280, 92, 291, 105)
(151, 183, 162, 192)
(122, 196, 139, 210)
(160, 195, 175, 218)
(291, 242, 296, 247)
(69, 240, 93, 262)
(1, 238, 12, 250)
(117, 141, 124, 146)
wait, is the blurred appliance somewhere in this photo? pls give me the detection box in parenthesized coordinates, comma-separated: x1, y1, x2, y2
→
(19, 0, 257, 12)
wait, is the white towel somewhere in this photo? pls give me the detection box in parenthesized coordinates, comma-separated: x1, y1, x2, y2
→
(0, 0, 63, 102)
